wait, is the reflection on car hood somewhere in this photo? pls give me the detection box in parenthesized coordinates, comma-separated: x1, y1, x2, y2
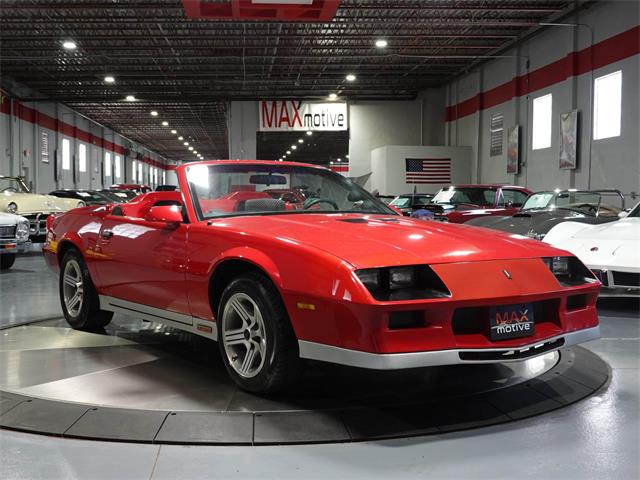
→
(211, 213, 564, 269)
(466, 209, 601, 236)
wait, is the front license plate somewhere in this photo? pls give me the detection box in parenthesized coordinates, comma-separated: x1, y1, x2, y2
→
(489, 303, 535, 341)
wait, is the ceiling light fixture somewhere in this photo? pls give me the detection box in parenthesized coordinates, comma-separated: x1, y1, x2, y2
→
(178, 136, 184, 140)
(150, 111, 159, 117)
(184, 142, 189, 146)
(188, 146, 194, 151)
(62, 40, 77, 50)
(337, 158, 342, 162)
(375, 39, 388, 48)
(286, 150, 291, 155)
(328, 93, 338, 101)
(306, 131, 313, 136)
(104, 76, 115, 84)
(346, 74, 356, 82)
(171, 130, 177, 134)
(298, 139, 304, 144)
(291, 145, 297, 150)
(162, 121, 169, 126)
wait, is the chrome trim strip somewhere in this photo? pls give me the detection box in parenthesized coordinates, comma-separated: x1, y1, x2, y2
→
(298, 326, 600, 370)
(98, 295, 218, 341)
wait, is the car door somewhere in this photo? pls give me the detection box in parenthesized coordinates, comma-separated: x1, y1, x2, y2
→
(94, 199, 191, 321)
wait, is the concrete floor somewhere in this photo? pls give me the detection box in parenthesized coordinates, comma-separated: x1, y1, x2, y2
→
(1, 254, 638, 480)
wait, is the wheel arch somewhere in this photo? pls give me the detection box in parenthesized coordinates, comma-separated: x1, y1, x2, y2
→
(57, 237, 83, 265)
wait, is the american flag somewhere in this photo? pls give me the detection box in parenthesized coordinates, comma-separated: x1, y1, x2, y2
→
(405, 158, 452, 184)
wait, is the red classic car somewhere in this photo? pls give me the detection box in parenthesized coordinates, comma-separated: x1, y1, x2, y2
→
(425, 184, 533, 223)
(110, 183, 152, 195)
(43, 161, 600, 394)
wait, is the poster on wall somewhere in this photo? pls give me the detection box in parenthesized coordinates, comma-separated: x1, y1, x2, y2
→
(559, 110, 578, 169)
(40, 131, 49, 163)
(259, 100, 347, 131)
(506, 125, 519, 174)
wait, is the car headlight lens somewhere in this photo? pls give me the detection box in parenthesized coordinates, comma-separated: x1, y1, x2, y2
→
(355, 265, 450, 301)
(77, 201, 86, 208)
(542, 256, 597, 286)
(7, 202, 17, 214)
(16, 220, 29, 241)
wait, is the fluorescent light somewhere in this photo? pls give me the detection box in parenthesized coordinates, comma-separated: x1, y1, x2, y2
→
(306, 131, 313, 136)
(193, 150, 198, 154)
(161, 121, 169, 126)
(328, 93, 338, 100)
(375, 39, 388, 48)
(184, 142, 189, 146)
(346, 74, 356, 82)
(104, 76, 115, 83)
(286, 150, 291, 154)
(150, 111, 159, 117)
(125, 95, 136, 102)
(298, 139, 304, 144)
(337, 158, 342, 162)
(62, 40, 77, 50)
(188, 146, 194, 151)
(171, 130, 177, 134)
(178, 136, 184, 140)
(291, 145, 297, 150)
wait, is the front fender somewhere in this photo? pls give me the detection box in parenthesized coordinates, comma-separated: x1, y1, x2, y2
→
(209, 246, 283, 289)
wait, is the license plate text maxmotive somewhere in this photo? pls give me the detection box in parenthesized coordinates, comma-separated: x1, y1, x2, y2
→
(489, 303, 535, 340)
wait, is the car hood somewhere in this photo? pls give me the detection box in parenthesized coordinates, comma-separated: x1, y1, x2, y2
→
(1, 192, 75, 214)
(213, 213, 563, 269)
(552, 218, 640, 269)
(467, 210, 599, 236)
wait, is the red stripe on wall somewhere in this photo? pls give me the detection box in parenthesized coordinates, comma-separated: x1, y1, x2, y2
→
(445, 25, 640, 122)
(0, 95, 171, 170)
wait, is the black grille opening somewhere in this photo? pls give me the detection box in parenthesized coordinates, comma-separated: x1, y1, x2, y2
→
(612, 271, 640, 287)
(458, 338, 565, 361)
(389, 310, 425, 330)
(591, 269, 609, 286)
(566, 294, 587, 311)
(0, 226, 17, 238)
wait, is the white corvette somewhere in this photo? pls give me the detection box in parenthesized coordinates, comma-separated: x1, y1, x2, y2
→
(544, 202, 640, 296)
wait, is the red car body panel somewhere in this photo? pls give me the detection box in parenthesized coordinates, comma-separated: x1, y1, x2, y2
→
(44, 161, 599, 365)
(431, 184, 533, 224)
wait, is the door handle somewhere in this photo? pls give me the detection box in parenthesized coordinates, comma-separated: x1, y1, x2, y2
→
(101, 230, 114, 239)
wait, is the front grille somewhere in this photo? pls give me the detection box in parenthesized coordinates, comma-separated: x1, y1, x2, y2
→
(452, 299, 560, 336)
(24, 213, 50, 235)
(612, 271, 640, 287)
(0, 225, 16, 239)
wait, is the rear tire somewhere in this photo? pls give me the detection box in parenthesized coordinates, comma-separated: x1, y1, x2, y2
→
(0, 254, 16, 270)
(217, 272, 303, 394)
(60, 249, 113, 330)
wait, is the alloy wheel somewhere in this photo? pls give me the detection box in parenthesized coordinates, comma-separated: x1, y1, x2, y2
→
(62, 259, 84, 317)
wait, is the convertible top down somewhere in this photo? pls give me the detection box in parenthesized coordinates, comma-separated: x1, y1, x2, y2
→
(44, 160, 601, 393)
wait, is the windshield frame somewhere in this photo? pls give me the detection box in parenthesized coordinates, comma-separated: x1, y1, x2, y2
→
(186, 163, 396, 221)
(0, 176, 31, 193)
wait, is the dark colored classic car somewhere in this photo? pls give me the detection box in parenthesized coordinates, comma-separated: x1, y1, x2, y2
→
(99, 189, 138, 202)
(49, 189, 114, 206)
(389, 193, 434, 216)
(422, 184, 532, 223)
(466, 189, 625, 240)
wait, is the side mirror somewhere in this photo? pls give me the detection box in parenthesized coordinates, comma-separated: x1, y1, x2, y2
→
(146, 205, 182, 229)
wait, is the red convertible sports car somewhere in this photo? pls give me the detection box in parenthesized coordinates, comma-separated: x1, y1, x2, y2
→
(44, 160, 600, 393)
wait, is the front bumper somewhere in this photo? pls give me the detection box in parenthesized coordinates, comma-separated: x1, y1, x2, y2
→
(299, 326, 600, 369)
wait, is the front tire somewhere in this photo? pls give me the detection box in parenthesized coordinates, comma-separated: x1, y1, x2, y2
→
(60, 249, 112, 330)
(0, 254, 16, 270)
(218, 272, 303, 394)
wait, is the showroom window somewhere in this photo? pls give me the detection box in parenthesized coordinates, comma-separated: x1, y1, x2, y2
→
(138, 162, 143, 183)
(489, 112, 504, 157)
(532, 93, 552, 150)
(78, 143, 87, 173)
(104, 152, 112, 177)
(593, 70, 622, 140)
(114, 155, 121, 179)
(62, 138, 71, 170)
(132, 160, 137, 182)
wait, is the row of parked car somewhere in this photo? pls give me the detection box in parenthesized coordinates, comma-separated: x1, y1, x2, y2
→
(380, 184, 638, 296)
(0, 175, 151, 269)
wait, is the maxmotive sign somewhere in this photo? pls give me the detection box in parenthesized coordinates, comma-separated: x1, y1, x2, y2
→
(259, 100, 348, 132)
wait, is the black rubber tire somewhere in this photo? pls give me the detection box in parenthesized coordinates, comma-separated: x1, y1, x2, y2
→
(60, 249, 113, 330)
(0, 254, 16, 270)
(217, 272, 303, 394)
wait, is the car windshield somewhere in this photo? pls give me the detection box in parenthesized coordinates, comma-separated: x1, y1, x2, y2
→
(431, 187, 496, 206)
(522, 192, 554, 210)
(0, 177, 29, 193)
(187, 163, 394, 219)
(390, 197, 411, 208)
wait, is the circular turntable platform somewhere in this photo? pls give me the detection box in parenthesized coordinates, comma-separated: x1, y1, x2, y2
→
(0, 317, 610, 445)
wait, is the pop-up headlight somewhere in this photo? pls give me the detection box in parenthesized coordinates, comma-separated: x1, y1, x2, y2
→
(542, 256, 596, 286)
(355, 265, 450, 301)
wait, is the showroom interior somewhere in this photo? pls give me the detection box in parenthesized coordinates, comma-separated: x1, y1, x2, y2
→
(0, 0, 638, 479)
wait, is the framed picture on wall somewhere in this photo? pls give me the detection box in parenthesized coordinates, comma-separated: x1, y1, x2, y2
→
(506, 125, 520, 174)
(559, 110, 578, 169)
(40, 131, 49, 163)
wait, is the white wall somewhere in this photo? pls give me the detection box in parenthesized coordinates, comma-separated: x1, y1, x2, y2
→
(370, 145, 472, 196)
(444, 1, 640, 196)
(0, 98, 173, 193)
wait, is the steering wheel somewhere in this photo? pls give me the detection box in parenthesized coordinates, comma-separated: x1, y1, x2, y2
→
(0, 187, 17, 193)
(303, 198, 339, 210)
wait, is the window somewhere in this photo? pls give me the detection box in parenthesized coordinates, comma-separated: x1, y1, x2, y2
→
(132, 161, 137, 182)
(138, 162, 143, 183)
(594, 70, 622, 140)
(105, 152, 112, 177)
(78, 143, 87, 173)
(500, 189, 529, 207)
(490, 112, 504, 157)
(162, 171, 166, 184)
(114, 155, 121, 179)
(62, 138, 71, 170)
(532, 94, 552, 150)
